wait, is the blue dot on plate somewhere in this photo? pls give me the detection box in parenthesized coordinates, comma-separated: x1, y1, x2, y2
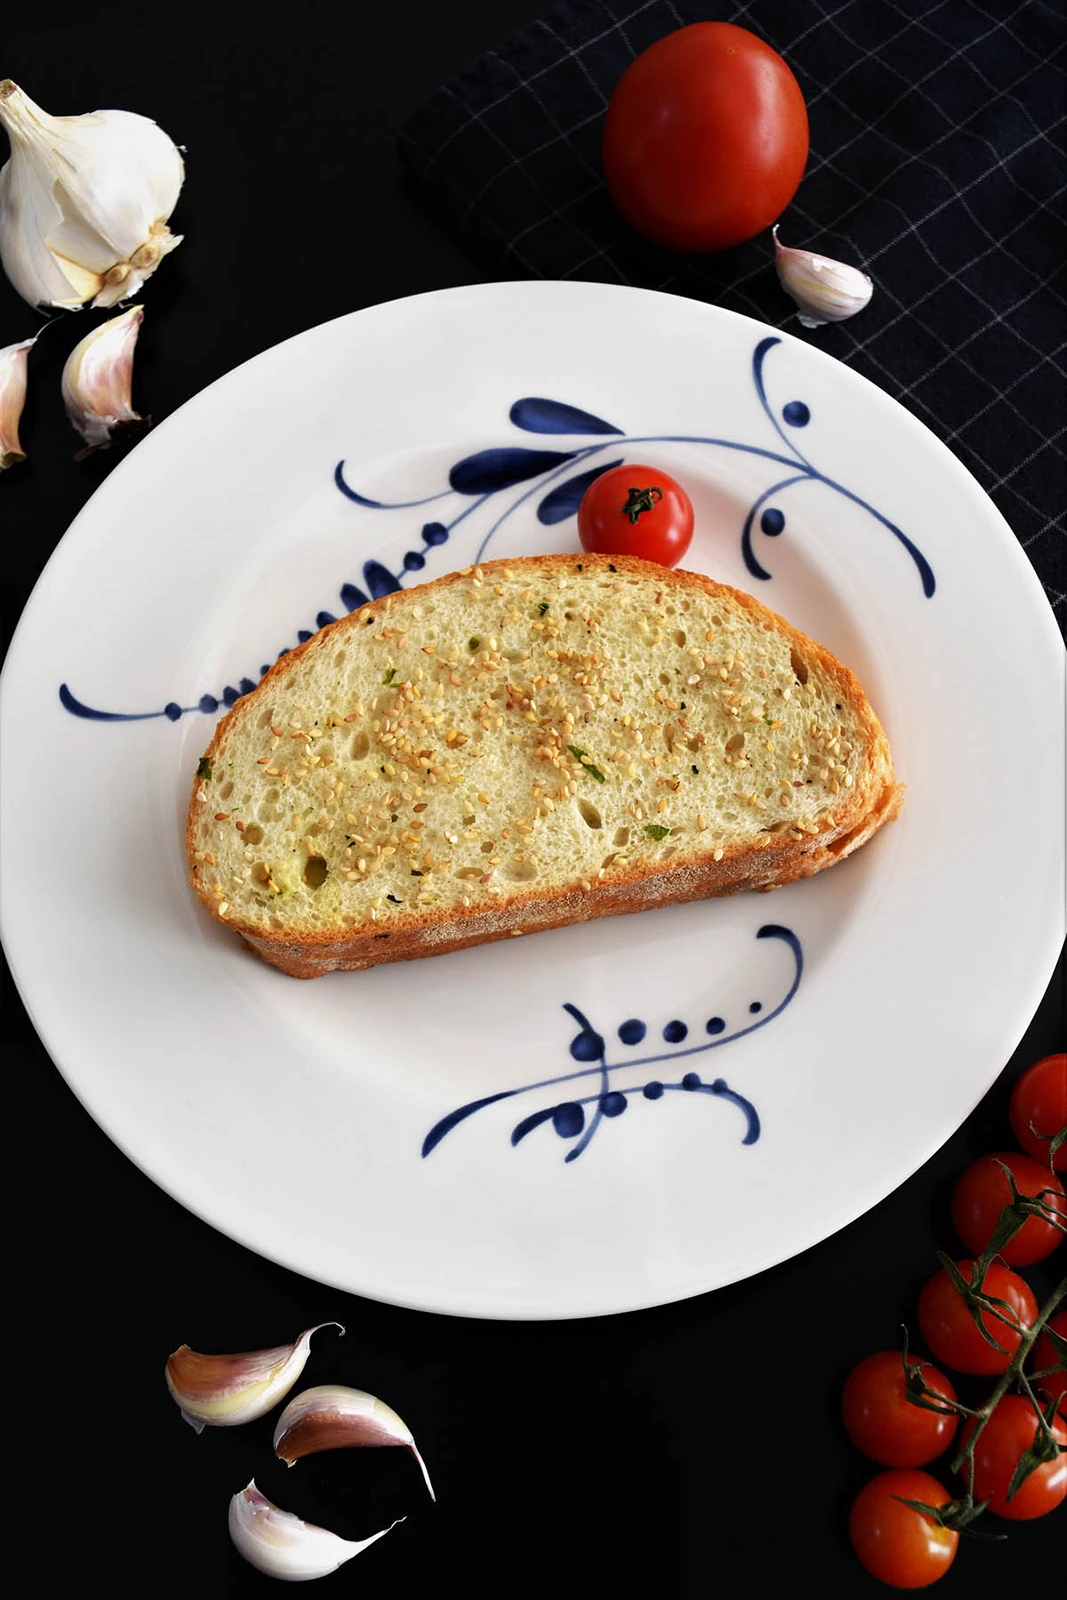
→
(682, 1072, 702, 1091)
(403, 551, 426, 571)
(618, 1018, 647, 1045)
(749, 1001, 762, 1014)
(663, 1020, 688, 1043)
(602, 1092, 627, 1118)
(422, 521, 448, 546)
(761, 507, 785, 537)
(643, 1081, 664, 1100)
(570, 1029, 605, 1062)
(706, 1016, 725, 1035)
(165, 702, 182, 722)
(552, 1102, 585, 1138)
(783, 400, 810, 427)
(199, 694, 219, 714)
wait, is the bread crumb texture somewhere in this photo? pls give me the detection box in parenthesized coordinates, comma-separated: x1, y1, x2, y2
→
(187, 555, 901, 976)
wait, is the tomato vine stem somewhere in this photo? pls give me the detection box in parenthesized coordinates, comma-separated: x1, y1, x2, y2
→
(903, 1188, 1065, 1529)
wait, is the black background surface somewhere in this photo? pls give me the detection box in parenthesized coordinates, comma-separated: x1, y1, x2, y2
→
(2, 3, 1063, 1596)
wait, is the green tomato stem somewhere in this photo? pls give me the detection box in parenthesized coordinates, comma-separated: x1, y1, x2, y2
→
(948, 1272, 1065, 1489)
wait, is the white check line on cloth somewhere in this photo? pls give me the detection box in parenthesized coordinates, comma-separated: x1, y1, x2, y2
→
(420, 0, 664, 176)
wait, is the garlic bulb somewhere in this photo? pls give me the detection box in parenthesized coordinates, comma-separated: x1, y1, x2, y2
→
(773, 226, 873, 329)
(0, 79, 183, 310)
(274, 1384, 435, 1501)
(165, 1322, 344, 1433)
(0, 337, 34, 468)
(229, 1480, 402, 1581)
(61, 305, 146, 455)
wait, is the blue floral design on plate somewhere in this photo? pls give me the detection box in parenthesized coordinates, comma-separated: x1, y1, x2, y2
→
(59, 336, 932, 726)
(422, 924, 802, 1164)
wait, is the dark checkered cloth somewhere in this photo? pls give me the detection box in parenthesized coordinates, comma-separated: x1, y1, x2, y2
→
(399, 0, 1066, 624)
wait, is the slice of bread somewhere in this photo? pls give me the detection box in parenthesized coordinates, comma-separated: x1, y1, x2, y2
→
(187, 554, 902, 977)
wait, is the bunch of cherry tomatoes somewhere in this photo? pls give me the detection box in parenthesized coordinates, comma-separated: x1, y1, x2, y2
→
(843, 1052, 1065, 1588)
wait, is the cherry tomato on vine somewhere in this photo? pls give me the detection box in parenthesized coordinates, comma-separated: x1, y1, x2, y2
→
(1009, 1053, 1066, 1171)
(950, 1150, 1066, 1266)
(1030, 1311, 1067, 1417)
(959, 1394, 1067, 1519)
(842, 1350, 959, 1468)
(848, 1469, 958, 1589)
(577, 464, 694, 565)
(917, 1259, 1037, 1375)
(602, 22, 809, 252)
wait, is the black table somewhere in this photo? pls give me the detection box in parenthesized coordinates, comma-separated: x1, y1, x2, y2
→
(3, 4, 1062, 1594)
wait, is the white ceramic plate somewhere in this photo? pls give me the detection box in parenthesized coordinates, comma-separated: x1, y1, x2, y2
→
(3, 282, 1063, 1319)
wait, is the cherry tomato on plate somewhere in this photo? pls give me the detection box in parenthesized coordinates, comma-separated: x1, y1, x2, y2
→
(1030, 1311, 1067, 1417)
(950, 1150, 1066, 1266)
(959, 1394, 1067, 1519)
(1009, 1052, 1066, 1171)
(603, 22, 809, 252)
(917, 1259, 1037, 1375)
(848, 1469, 958, 1589)
(842, 1350, 959, 1467)
(577, 463, 693, 566)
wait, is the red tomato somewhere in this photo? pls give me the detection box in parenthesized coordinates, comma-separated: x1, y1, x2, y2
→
(917, 1260, 1037, 1375)
(1030, 1311, 1067, 1417)
(602, 22, 809, 253)
(842, 1351, 959, 1467)
(950, 1150, 1066, 1266)
(959, 1395, 1067, 1519)
(577, 464, 693, 566)
(1010, 1053, 1066, 1171)
(848, 1469, 959, 1588)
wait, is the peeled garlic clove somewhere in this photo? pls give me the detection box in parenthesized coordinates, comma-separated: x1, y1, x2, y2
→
(166, 1322, 344, 1434)
(61, 305, 146, 455)
(274, 1384, 435, 1502)
(0, 79, 183, 310)
(229, 1480, 402, 1581)
(773, 226, 873, 329)
(0, 337, 34, 468)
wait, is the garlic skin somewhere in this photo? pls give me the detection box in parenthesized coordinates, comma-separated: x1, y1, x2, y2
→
(0, 337, 34, 468)
(773, 226, 873, 329)
(274, 1384, 435, 1502)
(0, 79, 183, 310)
(165, 1322, 344, 1434)
(61, 305, 146, 455)
(229, 1480, 402, 1582)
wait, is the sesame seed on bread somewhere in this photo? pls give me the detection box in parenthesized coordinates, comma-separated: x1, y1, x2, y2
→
(187, 553, 902, 977)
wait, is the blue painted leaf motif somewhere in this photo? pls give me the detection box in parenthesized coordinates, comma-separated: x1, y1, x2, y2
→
(537, 459, 624, 525)
(363, 560, 401, 599)
(341, 583, 369, 611)
(509, 397, 623, 436)
(449, 448, 574, 495)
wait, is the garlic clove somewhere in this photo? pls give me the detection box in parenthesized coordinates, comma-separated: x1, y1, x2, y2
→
(228, 1480, 402, 1581)
(0, 337, 35, 468)
(773, 226, 873, 329)
(0, 80, 184, 310)
(166, 1322, 344, 1434)
(61, 305, 146, 456)
(274, 1384, 435, 1502)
